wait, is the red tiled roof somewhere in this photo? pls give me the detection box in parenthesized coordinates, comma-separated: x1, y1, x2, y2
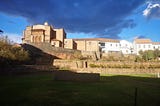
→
(152, 42, 160, 45)
(73, 38, 120, 43)
(134, 39, 152, 44)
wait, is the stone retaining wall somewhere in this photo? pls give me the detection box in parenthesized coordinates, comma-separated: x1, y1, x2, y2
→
(53, 60, 87, 69)
(73, 68, 160, 74)
(23, 43, 81, 59)
(53, 59, 160, 74)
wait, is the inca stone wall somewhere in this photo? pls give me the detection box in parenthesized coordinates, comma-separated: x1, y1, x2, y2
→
(53, 59, 160, 74)
(23, 43, 81, 60)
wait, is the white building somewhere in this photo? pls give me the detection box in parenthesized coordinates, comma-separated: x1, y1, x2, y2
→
(152, 42, 160, 50)
(133, 39, 160, 55)
(120, 40, 133, 54)
(99, 38, 160, 55)
(99, 39, 120, 53)
(100, 39, 134, 55)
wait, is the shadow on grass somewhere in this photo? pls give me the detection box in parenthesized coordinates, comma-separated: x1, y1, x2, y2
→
(0, 70, 160, 106)
(101, 75, 160, 106)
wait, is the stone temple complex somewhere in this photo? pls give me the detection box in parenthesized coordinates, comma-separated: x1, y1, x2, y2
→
(22, 22, 160, 55)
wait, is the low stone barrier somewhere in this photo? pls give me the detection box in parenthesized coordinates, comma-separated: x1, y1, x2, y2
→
(53, 60, 88, 69)
(74, 68, 160, 74)
(54, 71, 100, 81)
(53, 60, 160, 74)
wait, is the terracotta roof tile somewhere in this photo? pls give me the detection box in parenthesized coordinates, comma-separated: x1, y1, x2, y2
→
(73, 38, 120, 43)
(152, 42, 160, 45)
(134, 39, 152, 44)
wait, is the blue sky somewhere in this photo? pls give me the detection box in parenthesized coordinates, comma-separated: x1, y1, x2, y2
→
(0, 0, 160, 43)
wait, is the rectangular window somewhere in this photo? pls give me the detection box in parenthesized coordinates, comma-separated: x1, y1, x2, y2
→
(143, 45, 145, 48)
(148, 45, 150, 48)
(139, 45, 141, 48)
(110, 44, 112, 46)
(100, 43, 105, 46)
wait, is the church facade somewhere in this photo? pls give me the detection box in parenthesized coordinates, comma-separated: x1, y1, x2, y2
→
(22, 22, 66, 48)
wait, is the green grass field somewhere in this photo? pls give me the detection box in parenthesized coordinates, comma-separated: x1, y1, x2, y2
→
(0, 73, 160, 106)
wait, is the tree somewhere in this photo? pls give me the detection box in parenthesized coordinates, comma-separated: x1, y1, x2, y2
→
(0, 37, 30, 67)
(154, 49, 160, 60)
(138, 50, 160, 61)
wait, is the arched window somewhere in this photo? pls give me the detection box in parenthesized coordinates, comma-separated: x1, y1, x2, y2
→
(34, 36, 42, 43)
(38, 36, 41, 42)
(35, 36, 39, 43)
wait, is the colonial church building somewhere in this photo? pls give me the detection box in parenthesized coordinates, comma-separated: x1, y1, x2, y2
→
(22, 22, 160, 55)
(22, 22, 66, 47)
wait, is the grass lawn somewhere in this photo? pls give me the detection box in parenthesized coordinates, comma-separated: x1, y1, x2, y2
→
(0, 73, 160, 106)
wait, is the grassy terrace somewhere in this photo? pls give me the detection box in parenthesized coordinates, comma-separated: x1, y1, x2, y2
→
(0, 73, 160, 106)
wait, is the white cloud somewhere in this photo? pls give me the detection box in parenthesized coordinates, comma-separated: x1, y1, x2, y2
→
(3, 33, 22, 44)
(143, 2, 160, 18)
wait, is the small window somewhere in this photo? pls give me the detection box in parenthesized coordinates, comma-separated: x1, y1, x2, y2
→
(110, 44, 112, 46)
(148, 45, 150, 48)
(143, 45, 145, 48)
(88, 42, 91, 45)
(139, 45, 141, 48)
(100, 43, 105, 46)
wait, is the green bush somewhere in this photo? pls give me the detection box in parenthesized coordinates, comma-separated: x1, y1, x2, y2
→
(89, 63, 160, 69)
(138, 50, 160, 61)
(89, 63, 132, 68)
(89, 64, 101, 68)
(148, 64, 160, 69)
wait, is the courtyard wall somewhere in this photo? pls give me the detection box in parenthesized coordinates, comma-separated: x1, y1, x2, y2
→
(53, 59, 160, 74)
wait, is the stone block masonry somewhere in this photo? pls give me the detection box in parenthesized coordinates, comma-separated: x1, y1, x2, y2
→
(23, 42, 81, 60)
(53, 59, 160, 74)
